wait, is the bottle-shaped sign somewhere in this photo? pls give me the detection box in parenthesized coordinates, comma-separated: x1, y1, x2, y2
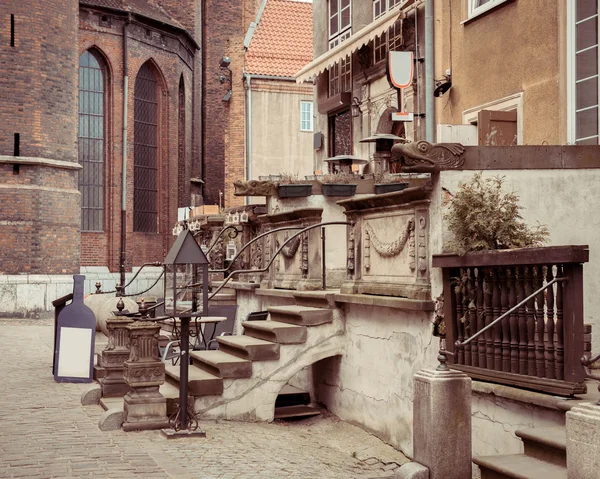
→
(53, 275, 97, 382)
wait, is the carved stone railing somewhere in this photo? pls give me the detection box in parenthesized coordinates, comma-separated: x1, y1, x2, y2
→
(258, 208, 323, 291)
(339, 184, 432, 300)
(433, 245, 590, 396)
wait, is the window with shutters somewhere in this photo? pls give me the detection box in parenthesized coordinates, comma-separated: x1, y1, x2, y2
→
(78, 49, 106, 232)
(133, 62, 159, 233)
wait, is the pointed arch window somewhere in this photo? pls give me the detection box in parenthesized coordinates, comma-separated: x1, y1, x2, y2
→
(134, 62, 159, 232)
(78, 49, 106, 231)
(178, 76, 186, 208)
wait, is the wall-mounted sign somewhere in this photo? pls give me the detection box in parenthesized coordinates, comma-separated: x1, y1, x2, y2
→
(387, 51, 414, 122)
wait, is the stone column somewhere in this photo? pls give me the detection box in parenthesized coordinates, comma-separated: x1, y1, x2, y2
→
(122, 321, 169, 431)
(413, 368, 472, 479)
(566, 403, 600, 478)
(100, 316, 134, 398)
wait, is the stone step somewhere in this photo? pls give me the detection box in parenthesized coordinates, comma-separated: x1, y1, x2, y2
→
(275, 384, 310, 408)
(267, 305, 332, 326)
(474, 454, 567, 479)
(274, 405, 321, 420)
(190, 350, 253, 379)
(292, 290, 336, 309)
(216, 335, 280, 361)
(516, 427, 566, 467)
(164, 364, 224, 396)
(242, 320, 307, 344)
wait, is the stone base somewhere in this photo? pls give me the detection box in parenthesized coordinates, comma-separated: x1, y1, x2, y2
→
(566, 402, 600, 478)
(122, 388, 169, 431)
(100, 379, 131, 398)
(340, 280, 431, 300)
(262, 278, 324, 291)
(161, 428, 207, 439)
(413, 369, 471, 479)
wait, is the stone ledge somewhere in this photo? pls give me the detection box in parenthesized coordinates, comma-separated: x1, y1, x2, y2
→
(0, 155, 82, 170)
(220, 281, 261, 291)
(471, 380, 598, 412)
(255, 288, 296, 298)
(334, 293, 435, 311)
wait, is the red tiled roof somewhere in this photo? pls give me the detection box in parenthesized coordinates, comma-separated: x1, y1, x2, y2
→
(81, 0, 185, 31)
(245, 0, 313, 78)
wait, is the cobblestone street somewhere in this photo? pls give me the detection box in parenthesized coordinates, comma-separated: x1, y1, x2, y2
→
(0, 320, 408, 479)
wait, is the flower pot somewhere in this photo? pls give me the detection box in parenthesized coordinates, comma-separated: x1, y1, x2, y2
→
(375, 182, 409, 194)
(278, 184, 313, 198)
(322, 183, 357, 197)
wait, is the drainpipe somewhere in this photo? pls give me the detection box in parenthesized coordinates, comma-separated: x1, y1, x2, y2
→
(120, 13, 131, 293)
(245, 73, 252, 188)
(425, 0, 434, 142)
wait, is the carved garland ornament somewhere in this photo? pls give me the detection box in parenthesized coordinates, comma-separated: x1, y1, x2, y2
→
(364, 218, 415, 258)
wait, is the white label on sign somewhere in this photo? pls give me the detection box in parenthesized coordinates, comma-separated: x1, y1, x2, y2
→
(57, 327, 93, 378)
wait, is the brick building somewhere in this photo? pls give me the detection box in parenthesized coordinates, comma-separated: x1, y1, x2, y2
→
(1, 0, 201, 280)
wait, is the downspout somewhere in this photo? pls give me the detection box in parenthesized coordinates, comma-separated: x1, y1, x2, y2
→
(201, 0, 207, 192)
(245, 73, 252, 187)
(120, 13, 131, 293)
(425, 0, 434, 142)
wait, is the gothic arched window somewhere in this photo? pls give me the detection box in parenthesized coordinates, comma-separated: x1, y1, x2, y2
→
(133, 62, 159, 232)
(78, 49, 106, 231)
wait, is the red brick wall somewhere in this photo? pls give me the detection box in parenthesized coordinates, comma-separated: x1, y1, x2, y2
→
(202, 0, 259, 208)
(0, 0, 80, 274)
(78, 8, 199, 271)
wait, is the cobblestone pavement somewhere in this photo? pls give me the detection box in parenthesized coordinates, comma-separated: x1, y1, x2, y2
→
(0, 320, 408, 479)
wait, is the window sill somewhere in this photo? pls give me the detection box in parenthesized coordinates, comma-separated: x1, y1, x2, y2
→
(361, 61, 387, 83)
(461, 0, 515, 25)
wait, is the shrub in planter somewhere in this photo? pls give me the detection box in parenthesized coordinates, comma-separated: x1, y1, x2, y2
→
(374, 172, 409, 194)
(319, 172, 358, 197)
(277, 173, 313, 198)
(444, 173, 549, 255)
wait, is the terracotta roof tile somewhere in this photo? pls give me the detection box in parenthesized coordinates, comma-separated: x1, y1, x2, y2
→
(245, 0, 313, 78)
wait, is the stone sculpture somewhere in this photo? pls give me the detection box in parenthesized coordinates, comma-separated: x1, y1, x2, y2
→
(233, 180, 278, 196)
(390, 141, 465, 172)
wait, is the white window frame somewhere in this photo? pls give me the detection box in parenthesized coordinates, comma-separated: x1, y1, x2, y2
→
(468, 0, 509, 19)
(462, 92, 523, 145)
(373, 0, 401, 20)
(328, 0, 352, 49)
(300, 101, 313, 132)
(567, 0, 600, 145)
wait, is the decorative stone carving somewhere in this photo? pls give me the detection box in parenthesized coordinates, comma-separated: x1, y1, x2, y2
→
(365, 229, 371, 271)
(365, 218, 414, 258)
(391, 141, 466, 172)
(281, 234, 301, 259)
(301, 230, 309, 279)
(347, 230, 355, 277)
(233, 180, 278, 197)
(100, 316, 134, 398)
(122, 320, 168, 431)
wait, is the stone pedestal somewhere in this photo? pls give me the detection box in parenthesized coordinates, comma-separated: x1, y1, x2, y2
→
(566, 402, 600, 478)
(413, 369, 471, 479)
(122, 321, 169, 431)
(100, 316, 134, 398)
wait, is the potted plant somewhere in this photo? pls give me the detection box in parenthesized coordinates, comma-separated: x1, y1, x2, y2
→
(319, 172, 358, 197)
(374, 172, 409, 194)
(277, 173, 313, 198)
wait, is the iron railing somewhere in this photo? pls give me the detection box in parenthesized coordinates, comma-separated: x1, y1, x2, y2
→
(433, 246, 589, 396)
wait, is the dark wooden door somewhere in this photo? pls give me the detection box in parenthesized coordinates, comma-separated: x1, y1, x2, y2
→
(478, 110, 518, 146)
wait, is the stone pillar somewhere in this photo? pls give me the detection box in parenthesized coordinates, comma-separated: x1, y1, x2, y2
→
(413, 369, 471, 479)
(566, 403, 600, 478)
(100, 316, 134, 398)
(122, 321, 169, 431)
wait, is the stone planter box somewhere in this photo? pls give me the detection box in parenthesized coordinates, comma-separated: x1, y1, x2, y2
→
(374, 182, 409, 194)
(321, 183, 357, 197)
(278, 184, 313, 198)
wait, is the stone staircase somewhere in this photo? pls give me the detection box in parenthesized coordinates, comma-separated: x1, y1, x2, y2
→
(161, 294, 345, 422)
(474, 426, 567, 479)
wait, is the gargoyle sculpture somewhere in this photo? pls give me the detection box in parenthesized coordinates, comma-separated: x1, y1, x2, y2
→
(390, 141, 465, 173)
(233, 180, 278, 196)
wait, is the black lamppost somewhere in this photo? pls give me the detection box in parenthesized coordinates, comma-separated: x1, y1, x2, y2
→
(162, 226, 209, 438)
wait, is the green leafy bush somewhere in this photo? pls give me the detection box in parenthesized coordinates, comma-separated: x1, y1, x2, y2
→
(444, 173, 549, 254)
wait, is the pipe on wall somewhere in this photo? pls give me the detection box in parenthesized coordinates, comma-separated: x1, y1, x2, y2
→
(425, 0, 434, 143)
(120, 13, 131, 292)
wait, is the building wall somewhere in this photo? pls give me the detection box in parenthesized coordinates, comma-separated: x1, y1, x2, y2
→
(434, 0, 566, 145)
(250, 80, 315, 179)
(0, 0, 80, 275)
(78, 8, 198, 270)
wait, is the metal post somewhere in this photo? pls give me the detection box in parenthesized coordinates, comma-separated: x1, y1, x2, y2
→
(179, 317, 189, 430)
(321, 227, 326, 290)
(202, 265, 209, 314)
